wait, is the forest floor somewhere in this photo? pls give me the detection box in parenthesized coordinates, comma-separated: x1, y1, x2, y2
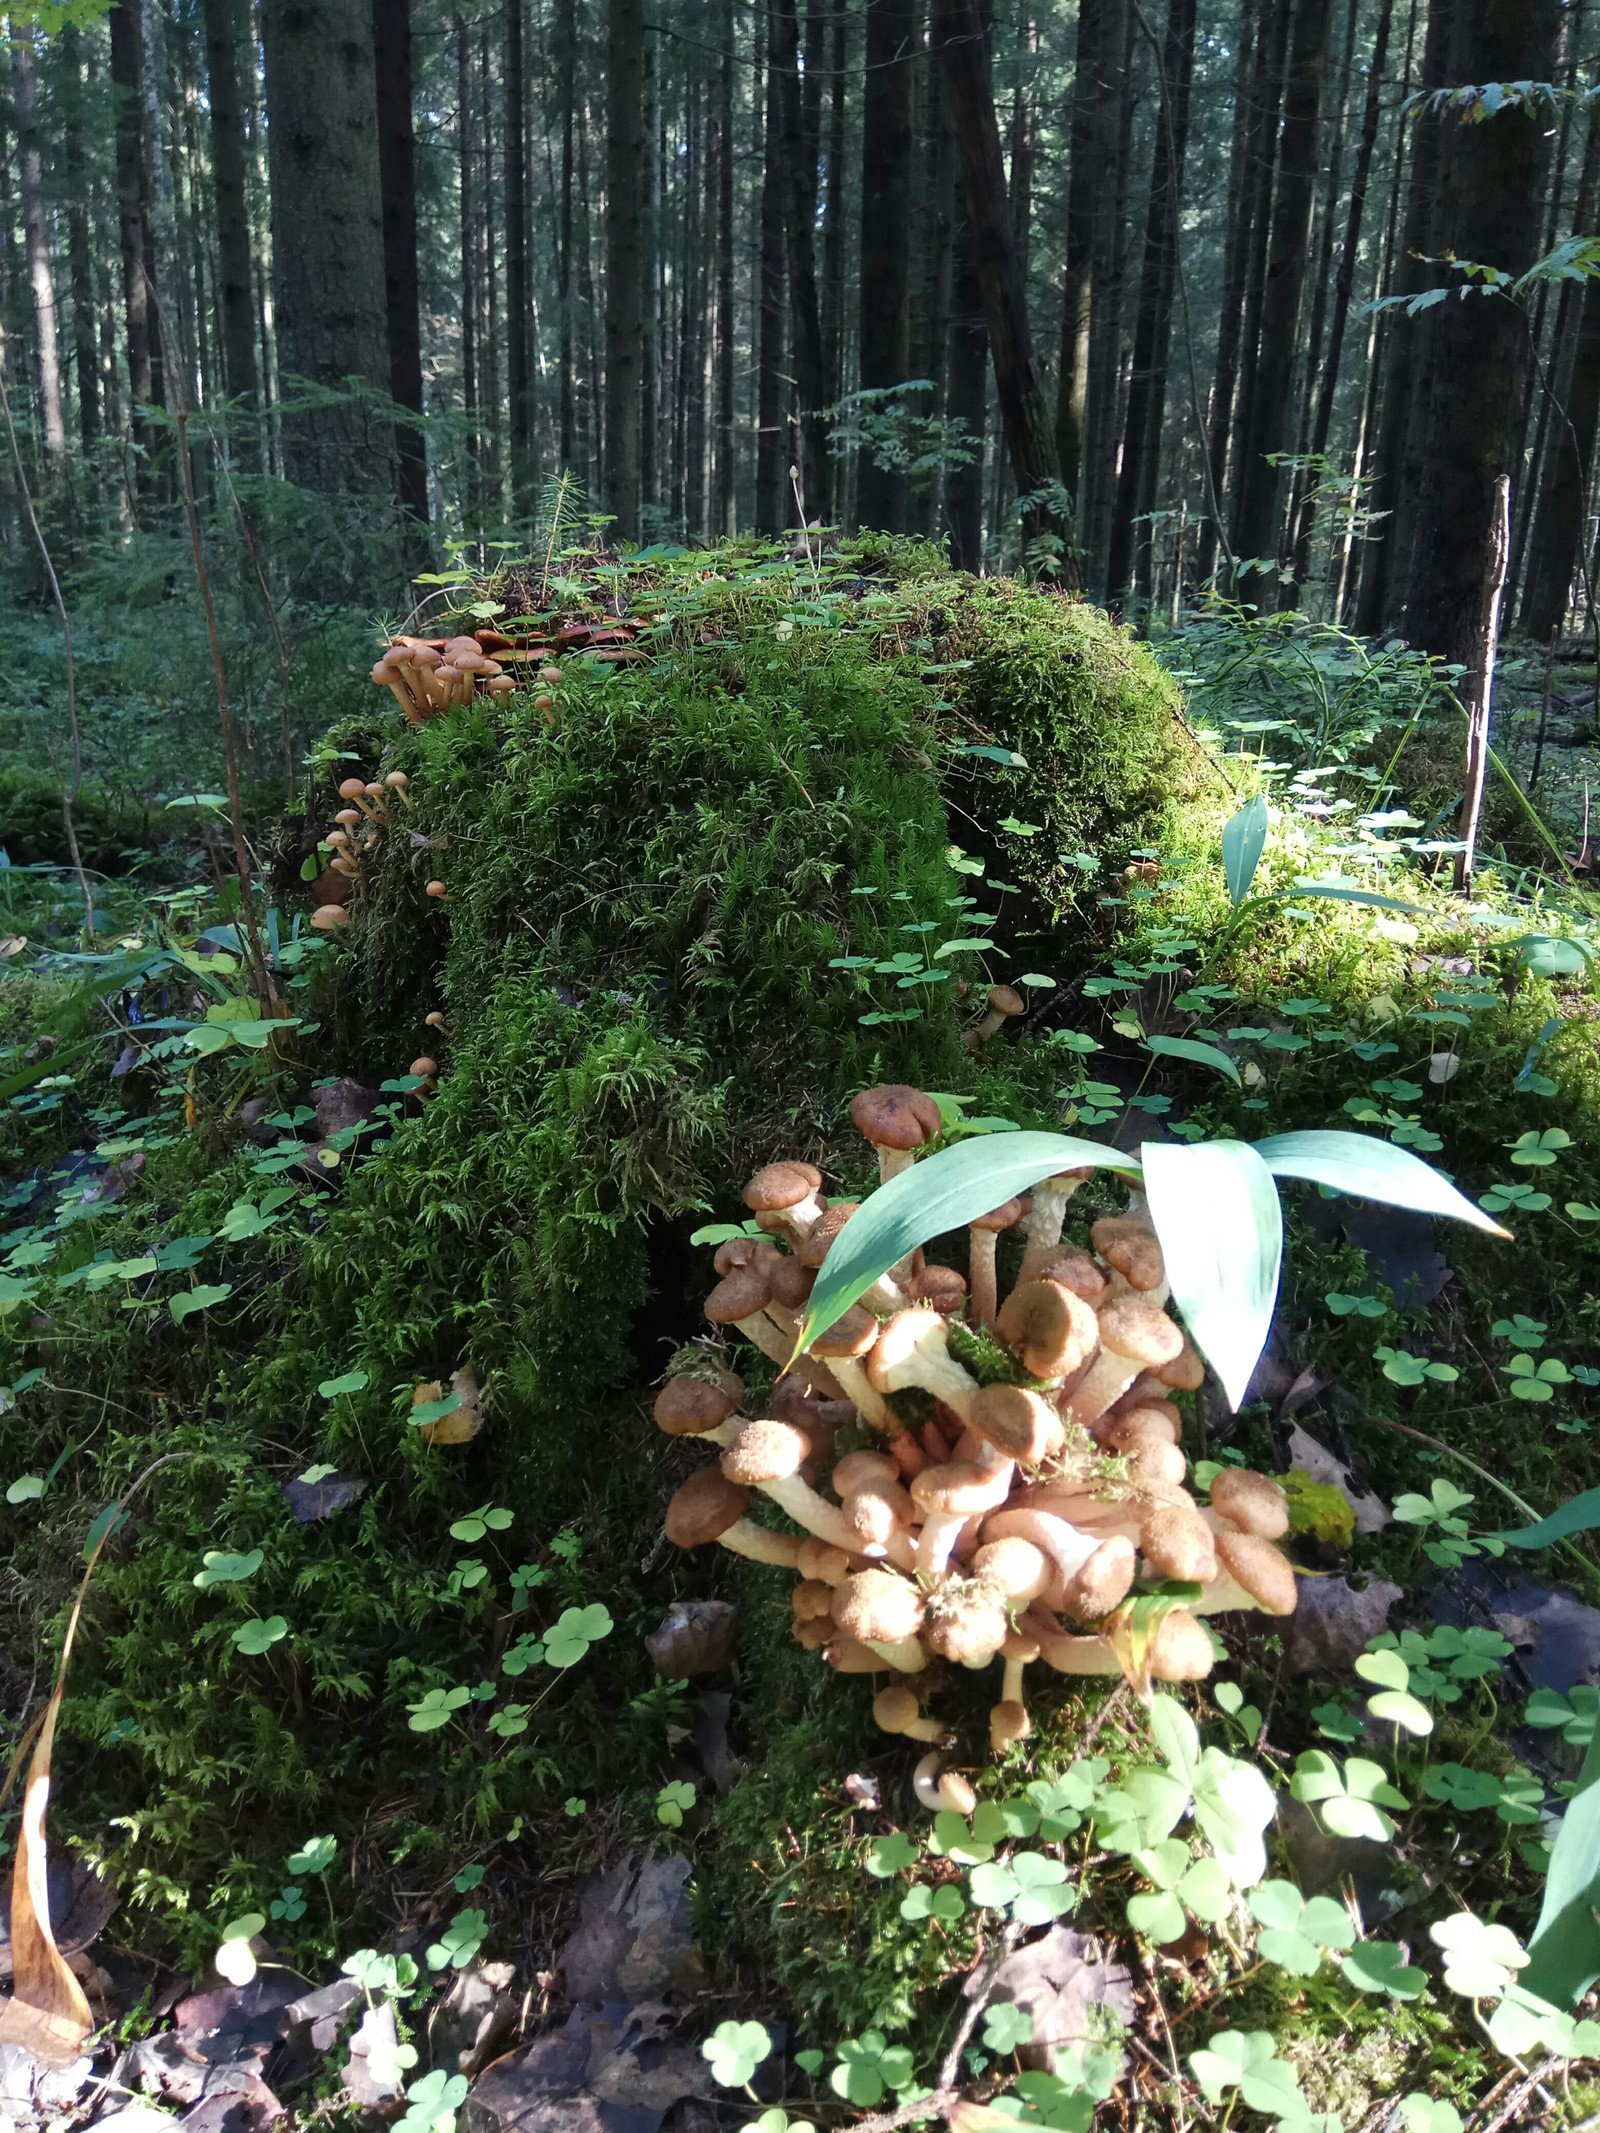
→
(3, 538, 1600, 2133)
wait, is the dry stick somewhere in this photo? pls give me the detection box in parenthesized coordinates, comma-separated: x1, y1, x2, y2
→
(1454, 474, 1513, 895)
(0, 356, 94, 937)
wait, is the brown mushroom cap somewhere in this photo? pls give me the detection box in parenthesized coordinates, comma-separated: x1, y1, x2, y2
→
(310, 904, 350, 932)
(971, 1535, 1049, 1600)
(1101, 1404, 1182, 1452)
(1215, 1531, 1298, 1615)
(721, 1419, 809, 1486)
(1100, 1231, 1167, 1293)
(986, 985, 1025, 1017)
(798, 1201, 858, 1269)
(996, 1280, 1100, 1379)
(913, 1264, 968, 1314)
(338, 777, 370, 801)
(1128, 1439, 1188, 1488)
(834, 1569, 926, 1644)
(972, 1197, 1025, 1233)
(832, 1449, 900, 1495)
(654, 1377, 743, 1436)
(850, 1084, 942, 1154)
(1211, 1468, 1291, 1541)
(705, 1265, 773, 1324)
(712, 1235, 781, 1277)
(793, 1615, 832, 1651)
(792, 1579, 836, 1622)
(797, 1538, 853, 1583)
(1095, 1294, 1185, 1368)
(767, 1256, 815, 1311)
(990, 1699, 1032, 1748)
(873, 1684, 925, 1732)
(970, 1385, 1064, 1465)
(1150, 1607, 1216, 1681)
(1159, 1339, 1207, 1392)
(1034, 1247, 1108, 1301)
(665, 1467, 753, 1547)
(743, 1160, 824, 1214)
(910, 1459, 1013, 1518)
(1139, 1503, 1219, 1583)
(924, 1577, 1010, 1664)
(812, 1303, 879, 1360)
(1060, 1535, 1138, 1623)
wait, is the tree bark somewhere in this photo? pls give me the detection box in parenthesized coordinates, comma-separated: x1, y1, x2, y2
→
(12, 22, 66, 473)
(1230, 0, 1337, 575)
(202, 0, 258, 460)
(857, 0, 916, 531)
(261, 0, 392, 491)
(1401, 1, 1559, 662)
(757, 3, 788, 531)
(937, 0, 1074, 576)
(1221, 0, 1291, 561)
(1519, 262, 1600, 640)
(945, 150, 988, 570)
(716, 0, 737, 533)
(1195, 0, 1260, 579)
(1286, 0, 1393, 603)
(1055, 0, 1103, 497)
(821, 0, 849, 413)
(558, 0, 575, 471)
(774, 0, 829, 517)
(1079, 0, 1133, 582)
(505, 0, 533, 514)
(60, 25, 99, 455)
(372, 0, 427, 522)
(604, 0, 645, 538)
(1106, 0, 1197, 604)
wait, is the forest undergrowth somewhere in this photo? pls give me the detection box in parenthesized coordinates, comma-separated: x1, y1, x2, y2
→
(3, 535, 1600, 2132)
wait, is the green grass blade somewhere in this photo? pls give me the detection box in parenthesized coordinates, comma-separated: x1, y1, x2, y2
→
(1222, 793, 1270, 906)
(1252, 1130, 1511, 1238)
(1524, 1723, 1600, 2008)
(1145, 1034, 1242, 1086)
(1143, 1139, 1282, 1410)
(795, 1132, 1142, 1355)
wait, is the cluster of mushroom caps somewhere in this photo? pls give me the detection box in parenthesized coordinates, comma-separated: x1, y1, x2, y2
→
(370, 634, 521, 722)
(309, 773, 413, 934)
(657, 1084, 1298, 1773)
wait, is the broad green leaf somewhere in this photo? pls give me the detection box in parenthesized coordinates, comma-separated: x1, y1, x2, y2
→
(1144, 1034, 1242, 1086)
(1222, 794, 1270, 906)
(1141, 1139, 1281, 1412)
(171, 1283, 233, 1326)
(1494, 1488, 1600, 1549)
(1516, 934, 1594, 979)
(1524, 1719, 1600, 2007)
(1253, 1129, 1511, 1238)
(797, 1133, 1141, 1353)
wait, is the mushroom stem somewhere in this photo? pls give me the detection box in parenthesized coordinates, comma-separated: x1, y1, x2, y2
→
(714, 1520, 807, 1568)
(912, 1754, 946, 1811)
(1024, 1612, 1122, 1676)
(916, 1509, 969, 1582)
(865, 1636, 927, 1673)
(1001, 1653, 1029, 1706)
(968, 1227, 1000, 1327)
(825, 1353, 898, 1432)
(1018, 1173, 1090, 1283)
(758, 1473, 870, 1557)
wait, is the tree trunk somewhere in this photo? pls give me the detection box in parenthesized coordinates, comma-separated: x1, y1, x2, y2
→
(1106, 0, 1197, 604)
(60, 25, 99, 456)
(945, 150, 988, 570)
(716, 0, 737, 533)
(558, 0, 575, 470)
(372, 0, 427, 522)
(505, 0, 533, 514)
(1519, 255, 1600, 640)
(12, 23, 66, 473)
(261, 0, 392, 491)
(1195, 0, 1259, 578)
(1401, 0, 1558, 662)
(821, 0, 849, 412)
(1286, 0, 1393, 603)
(604, 0, 645, 537)
(937, 0, 1073, 575)
(857, 0, 916, 531)
(202, 0, 258, 461)
(773, 0, 828, 518)
(1079, 0, 1133, 583)
(757, 4, 788, 531)
(456, 15, 479, 517)
(1055, 0, 1103, 496)
(1222, 0, 1291, 558)
(640, 27, 658, 520)
(1230, 0, 1336, 576)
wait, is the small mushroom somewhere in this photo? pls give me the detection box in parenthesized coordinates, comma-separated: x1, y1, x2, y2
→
(832, 1449, 914, 1552)
(310, 903, 350, 931)
(1092, 1212, 1169, 1305)
(1139, 1502, 1218, 1583)
(995, 1279, 1100, 1383)
(1067, 1296, 1185, 1426)
(964, 983, 1025, 1053)
(744, 1160, 828, 1244)
(911, 1263, 968, 1317)
(408, 1055, 438, 1095)
(1149, 1607, 1216, 1681)
(922, 1572, 1011, 1665)
(339, 776, 385, 823)
(1059, 1535, 1138, 1623)
(664, 1466, 806, 1569)
(873, 1685, 945, 1743)
(1210, 1468, 1291, 1540)
(1192, 1530, 1298, 1617)
(912, 1753, 978, 1814)
(811, 1305, 898, 1431)
(969, 1384, 1064, 1466)
(832, 1569, 927, 1672)
(654, 1376, 744, 1445)
(721, 1419, 868, 1557)
(967, 1198, 1024, 1326)
(384, 770, 414, 809)
(850, 1084, 943, 1182)
(990, 1698, 1033, 1753)
(425, 879, 452, 900)
(424, 1009, 446, 1033)
(867, 1307, 982, 1426)
(1018, 1168, 1095, 1281)
(912, 1463, 1014, 1579)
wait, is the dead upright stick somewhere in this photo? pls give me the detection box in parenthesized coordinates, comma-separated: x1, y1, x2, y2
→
(1454, 474, 1513, 896)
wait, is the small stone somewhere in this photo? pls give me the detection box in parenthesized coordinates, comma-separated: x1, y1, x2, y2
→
(279, 1976, 361, 2057)
(312, 1079, 381, 1140)
(1284, 1575, 1403, 1676)
(644, 1602, 738, 1680)
(430, 1962, 518, 2078)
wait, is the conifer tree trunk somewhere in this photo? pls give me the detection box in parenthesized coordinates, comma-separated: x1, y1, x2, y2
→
(558, 0, 575, 471)
(12, 23, 66, 473)
(261, 0, 392, 491)
(716, 0, 736, 532)
(857, 0, 916, 531)
(774, 0, 828, 517)
(1080, 0, 1134, 583)
(1055, 0, 1102, 496)
(373, 0, 427, 522)
(821, 0, 849, 414)
(1401, 0, 1559, 662)
(1221, 0, 1291, 556)
(945, 154, 988, 569)
(1195, 0, 1259, 579)
(604, 0, 645, 537)
(1230, 0, 1336, 575)
(505, 0, 533, 514)
(1107, 0, 1197, 604)
(757, 3, 788, 531)
(202, 0, 258, 458)
(60, 25, 99, 455)
(937, 0, 1073, 575)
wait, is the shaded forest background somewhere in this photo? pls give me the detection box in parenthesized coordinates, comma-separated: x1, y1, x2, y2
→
(0, 0, 1592, 690)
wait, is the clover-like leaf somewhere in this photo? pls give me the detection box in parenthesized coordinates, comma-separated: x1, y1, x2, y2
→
(396, 2068, 469, 2133)
(701, 2018, 773, 2087)
(5, 1473, 45, 1504)
(1429, 1910, 1528, 1998)
(286, 1834, 337, 1876)
(1291, 1751, 1408, 1842)
(656, 1778, 696, 1828)
(1188, 2030, 1277, 2107)
(829, 2032, 916, 2108)
(1525, 1684, 1600, 1748)
(407, 1684, 471, 1732)
(449, 1502, 514, 1543)
(216, 1912, 266, 1986)
(194, 1548, 263, 1589)
(171, 1282, 234, 1326)
(1340, 1938, 1426, 1999)
(981, 2002, 1034, 2055)
(231, 1615, 288, 1654)
(543, 1602, 614, 1667)
(867, 1832, 918, 1878)
(425, 1907, 488, 1972)
(1398, 2098, 1464, 2133)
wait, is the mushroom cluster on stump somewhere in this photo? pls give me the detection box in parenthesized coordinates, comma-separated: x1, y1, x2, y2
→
(371, 633, 518, 723)
(658, 1083, 1301, 1768)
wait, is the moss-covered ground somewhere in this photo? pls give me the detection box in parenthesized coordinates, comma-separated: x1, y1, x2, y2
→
(4, 540, 1600, 2127)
